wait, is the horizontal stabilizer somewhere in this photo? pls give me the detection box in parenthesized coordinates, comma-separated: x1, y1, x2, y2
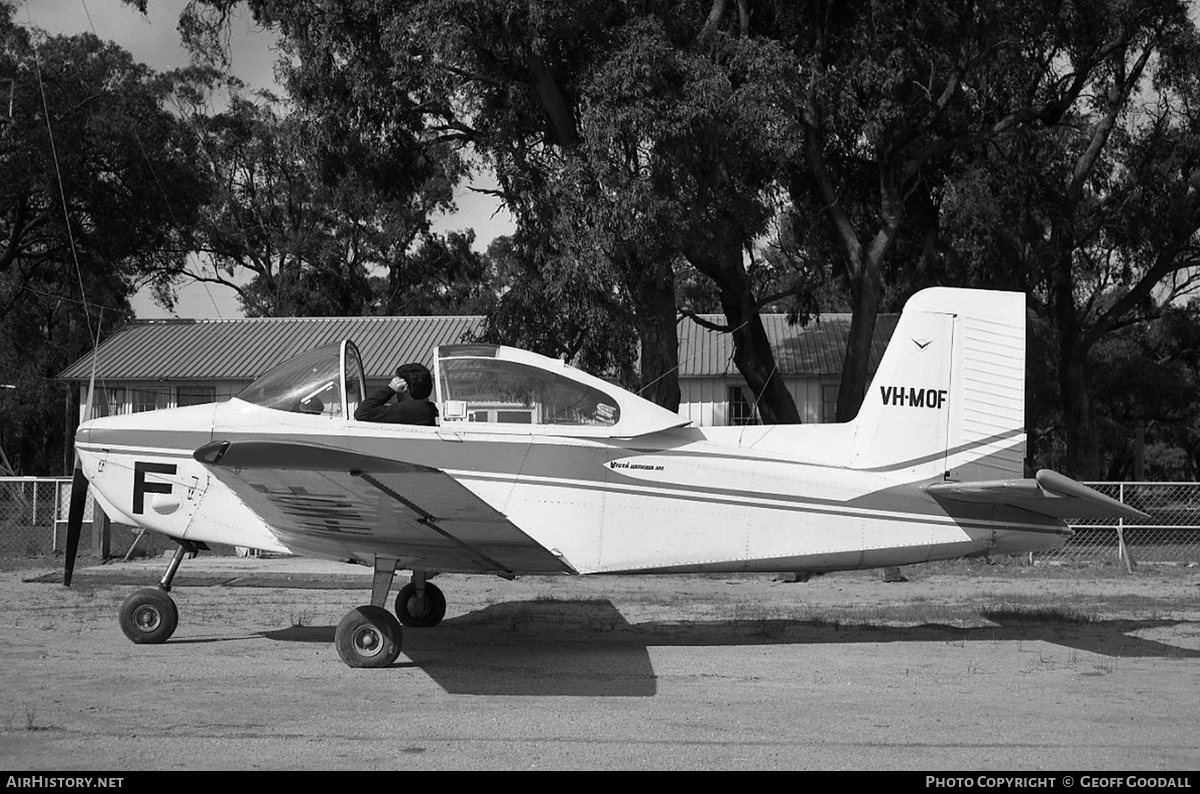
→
(927, 469, 1150, 521)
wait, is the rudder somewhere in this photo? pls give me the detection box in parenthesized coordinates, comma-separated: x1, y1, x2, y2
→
(849, 288, 1026, 480)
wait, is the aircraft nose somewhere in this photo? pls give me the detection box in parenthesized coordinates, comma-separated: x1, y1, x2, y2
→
(74, 416, 94, 447)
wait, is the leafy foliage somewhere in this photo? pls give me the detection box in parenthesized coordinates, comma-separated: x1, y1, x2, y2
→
(15, 0, 1200, 479)
(0, 4, 209, 473)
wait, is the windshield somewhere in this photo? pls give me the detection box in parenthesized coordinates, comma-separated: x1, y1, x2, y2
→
(342, 341, 365, 419)
(439, 354, 620, 426)
(237, 342, 344, 418)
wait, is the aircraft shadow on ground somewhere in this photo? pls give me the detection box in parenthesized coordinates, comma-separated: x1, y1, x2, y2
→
(257, 599, 1199, 696)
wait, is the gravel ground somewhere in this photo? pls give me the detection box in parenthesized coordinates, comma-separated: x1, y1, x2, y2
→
(1, 556, 1198, 771)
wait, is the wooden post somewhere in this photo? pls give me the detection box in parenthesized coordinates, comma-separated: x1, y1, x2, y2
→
(92, 505, 110, 560)
(1115, 483, 1136, 574)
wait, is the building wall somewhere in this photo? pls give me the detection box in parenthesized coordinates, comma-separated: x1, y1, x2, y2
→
(678, 376, 840, 426)
(80, 380, 248, 420)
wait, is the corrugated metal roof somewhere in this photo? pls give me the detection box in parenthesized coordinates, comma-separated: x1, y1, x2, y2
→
(59, 316, 484, 381)
(676, 314, 899, 377)
(59, 313, 898, 382)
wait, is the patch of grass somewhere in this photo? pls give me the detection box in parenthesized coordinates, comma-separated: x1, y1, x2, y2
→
(0, 555, 61, 574)
(3, 706, 47, 733)
(980, 604, 1098, 625)
(856, 603, 968, 625)
(1023, 654, 1061, 673)
(289, 609, 314, 627)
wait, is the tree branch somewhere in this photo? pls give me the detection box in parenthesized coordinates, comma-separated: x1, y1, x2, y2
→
(679, 309, 731, 333)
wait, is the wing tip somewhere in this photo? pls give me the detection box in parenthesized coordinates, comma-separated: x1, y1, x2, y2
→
(1034, 470, 1151, 520)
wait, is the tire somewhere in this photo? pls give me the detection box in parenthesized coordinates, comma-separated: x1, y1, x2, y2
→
(394, 582, 447, 627)
(119, 588, 179, 644)
(335, 606, 403, 668)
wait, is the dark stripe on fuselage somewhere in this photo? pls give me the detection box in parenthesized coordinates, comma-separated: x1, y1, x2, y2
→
(82, 422, 1057, 534)
(451, 470, 1070, 537)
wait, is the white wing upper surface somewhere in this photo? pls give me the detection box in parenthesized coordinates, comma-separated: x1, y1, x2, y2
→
(195, 439, 574, 574)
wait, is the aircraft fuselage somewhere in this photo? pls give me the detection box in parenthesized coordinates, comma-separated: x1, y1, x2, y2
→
(74, 398, 1068, 577)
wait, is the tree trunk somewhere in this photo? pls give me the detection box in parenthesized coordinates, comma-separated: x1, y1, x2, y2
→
(633, 272, 681, 412)
(683, 223, 801, 425)
(1049, 221, 1100, 479)
(722, 291, 800, 424)
(836, 267, 883, 422)
(1057, 346, 1099, 479)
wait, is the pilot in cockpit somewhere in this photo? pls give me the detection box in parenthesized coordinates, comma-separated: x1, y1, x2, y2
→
(353, 362, 439, 426)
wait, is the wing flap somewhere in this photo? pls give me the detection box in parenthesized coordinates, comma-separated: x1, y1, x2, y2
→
(927, 469, 1150, 521)
(195, 440, 574, 574)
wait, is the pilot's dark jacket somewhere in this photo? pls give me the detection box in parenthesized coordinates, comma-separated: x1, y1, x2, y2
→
(353, 387, 439, 426)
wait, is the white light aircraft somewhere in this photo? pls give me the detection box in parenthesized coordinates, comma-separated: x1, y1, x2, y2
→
(62, 288, 1146, 667)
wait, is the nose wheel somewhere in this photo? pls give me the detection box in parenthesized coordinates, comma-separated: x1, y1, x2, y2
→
(118, 588, 178, 644)
(117, 541, 196, 645)
(335, 606, 403, 668)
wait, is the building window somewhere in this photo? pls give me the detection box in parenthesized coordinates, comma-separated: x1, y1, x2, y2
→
(821, 383, 839, 423)
(728, 386, 758, 426)
(131, 388, 169, 413)
(177, 385, 216, 407)
(96, 387, 126, 417)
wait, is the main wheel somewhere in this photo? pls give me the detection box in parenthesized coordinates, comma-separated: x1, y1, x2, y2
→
(335, 606, 403, 668)
(394, 582, 446, 627)
(119, 588, 179, 644)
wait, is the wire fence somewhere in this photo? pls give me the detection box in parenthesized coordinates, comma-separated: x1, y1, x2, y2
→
(1041, 482, 1200, 565)
(0, 477, 174, 559)
(1, 477, 1198, 564)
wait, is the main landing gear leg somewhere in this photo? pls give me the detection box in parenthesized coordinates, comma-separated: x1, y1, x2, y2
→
(118, 540, 198, 644)
(394, 570, 447, 628)
(335, 557, 404, 668)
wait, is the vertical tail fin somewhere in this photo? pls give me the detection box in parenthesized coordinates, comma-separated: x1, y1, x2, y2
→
(849, 288, 1026, 479)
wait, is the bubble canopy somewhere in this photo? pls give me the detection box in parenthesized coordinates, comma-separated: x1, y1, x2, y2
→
(435, 344, 688, 437)
(234, 340, 686, 436)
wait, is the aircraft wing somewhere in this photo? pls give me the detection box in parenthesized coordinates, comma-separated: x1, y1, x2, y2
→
(927, 469, 1150, 521)
(194, 440, 574, 575)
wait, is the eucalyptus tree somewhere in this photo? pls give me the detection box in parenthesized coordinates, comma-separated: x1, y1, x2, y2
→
(177, 0, 804, 416)
(172, 0, 1200, 454)
(927, 1, 1200, 476)
(0, 3, 209, 472)
(164, 71, 484, 319)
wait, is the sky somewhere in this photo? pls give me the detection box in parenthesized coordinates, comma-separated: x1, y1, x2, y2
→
(18, 0, 514, 319)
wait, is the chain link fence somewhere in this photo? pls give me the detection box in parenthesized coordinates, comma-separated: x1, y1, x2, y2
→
(0, 477, 176, 559)
(1050, 482, 1200, 565)
(0, 478, 76, 556)
(2, 476, 1198, 564)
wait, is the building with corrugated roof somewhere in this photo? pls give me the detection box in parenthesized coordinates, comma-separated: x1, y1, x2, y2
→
(677, 314, 898, 425)
(59, 313, 897, 426)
